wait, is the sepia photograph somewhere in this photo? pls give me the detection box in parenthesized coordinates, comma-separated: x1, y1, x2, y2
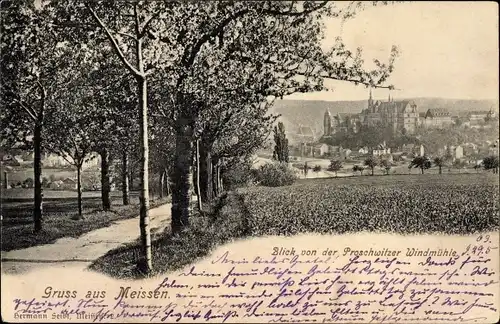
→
(1, 1, 499, 323)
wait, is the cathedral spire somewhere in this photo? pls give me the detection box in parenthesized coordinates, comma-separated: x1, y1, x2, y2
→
(368, 87, 373, 109)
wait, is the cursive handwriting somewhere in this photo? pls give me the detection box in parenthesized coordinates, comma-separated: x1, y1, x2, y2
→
(9, 235, 498, 323)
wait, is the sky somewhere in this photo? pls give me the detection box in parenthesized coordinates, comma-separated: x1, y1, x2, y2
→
(286, 1, 499, 102)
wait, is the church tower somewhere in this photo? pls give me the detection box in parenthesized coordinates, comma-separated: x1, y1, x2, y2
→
(323, 109, 332, 136)
(368, 88, 373, 111)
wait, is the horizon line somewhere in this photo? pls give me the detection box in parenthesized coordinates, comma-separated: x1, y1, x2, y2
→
(280, 96, 500, 102)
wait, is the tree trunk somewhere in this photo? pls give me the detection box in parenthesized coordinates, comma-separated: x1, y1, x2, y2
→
(33, 122, 43, 232)
(211, 158, 218, 198)
(3, 171, 8, 189)
(159, 170, 165, 199)
(77, 164, 83, 219)
(137, 75, 152, 272)
(199, 143, 213, 203)
(371, 167, 374, 176)
(439, 166, 442, 174)
(421, 168, 424, 174)
(122, 150, 129, 205)
(195, 139, 202, 211)
(219, 157, 224, 193)
(100, 148, 111, 211)
(171, 117, 193, 234)
(216, 163, 222, 196)
(129, 170, 134, 191)
(165, 168, 170, 196)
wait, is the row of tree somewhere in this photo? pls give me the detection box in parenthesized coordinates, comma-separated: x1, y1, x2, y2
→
(1, 1, 399, 272)
(324, 155, 499, 177)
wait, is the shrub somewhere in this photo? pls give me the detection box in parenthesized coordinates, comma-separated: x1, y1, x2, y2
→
(253, 162, 297, 187)
(313, 165, 322, 172)
(22, 177, 34, 188)
(223, 159, 254, 190)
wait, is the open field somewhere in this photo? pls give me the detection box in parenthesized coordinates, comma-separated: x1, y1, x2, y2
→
(90, 173, 499, 279)
(243, 173, 499, 236)
(1, 188, 112, 200)
(0, 167, 86, 184)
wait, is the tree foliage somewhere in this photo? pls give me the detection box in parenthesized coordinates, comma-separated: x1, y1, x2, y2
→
(433, 156, 445, 174)
(328, 159, 343, 176)
(364, 156, 378, 175)
(409, 156, 432, 174)
(483, 156, 499, 173)
(352, 164, 364, 175)
(273, 122, 289, 163)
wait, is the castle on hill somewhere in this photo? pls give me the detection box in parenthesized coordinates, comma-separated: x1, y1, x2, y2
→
(324, 89, 420, 137)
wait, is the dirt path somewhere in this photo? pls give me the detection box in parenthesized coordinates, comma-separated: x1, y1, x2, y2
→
(1, 203, 173, 275)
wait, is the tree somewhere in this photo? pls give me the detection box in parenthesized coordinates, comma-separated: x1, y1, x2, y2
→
(482, 156, 499, 174)
(352, 165, 364, 176)
(433, 156, 445, 174)
(364, 156, 378, 176)
(53, 1, 399, 272)
(1, 0, 79, 232)
(45, 89, 96, 219)
(273, 122, 289, 163)
(379, 159, 392, 175)
(143, 1, 398, 233)
(328, 159, 343, 177)
(188, 88, 278, 204)
(409, 156, 432, 174)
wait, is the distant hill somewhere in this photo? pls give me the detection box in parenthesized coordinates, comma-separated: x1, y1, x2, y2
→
(270, 98, 499, 138)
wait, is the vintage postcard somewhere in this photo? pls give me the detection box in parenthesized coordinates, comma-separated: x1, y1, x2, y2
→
(1, 1, 499, 323)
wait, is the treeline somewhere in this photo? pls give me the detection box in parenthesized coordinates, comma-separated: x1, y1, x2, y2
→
(321, 124, 419, 149)
(0, 0, 399, 272)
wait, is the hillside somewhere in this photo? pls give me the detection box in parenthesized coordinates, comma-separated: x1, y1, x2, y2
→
(271, 98, 499, 136)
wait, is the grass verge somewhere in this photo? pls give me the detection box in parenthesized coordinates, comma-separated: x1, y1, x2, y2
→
(89, 193, 249, 279)
(1, 195, 170, 252)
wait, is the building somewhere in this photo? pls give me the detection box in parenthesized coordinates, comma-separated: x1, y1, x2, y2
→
(422, 108, 453, 128)
(323, 110, 359, 136)
(443, 145, 464, 161)
(357, 147, 369, 155)
(359, 90, 419, 134)
(468, 109, 496, 122)
(296, 125, 316, 144)
(372, 148, 391, 156)
(401, 143, 425, 157)
(416, 144, 425, 157)
(340, 148, 352, 159)
(42, 153, 70, 168)
(462, 143, 479, 157)
(313, 143, 330, 157)
(61, 178, 77, 190)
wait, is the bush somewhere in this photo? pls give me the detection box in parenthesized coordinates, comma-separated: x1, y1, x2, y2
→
(22, 177, 34, 188)
(253, 162, 297, 187)
(222, 159, 254, 190)
(313, 165, 322, 172)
